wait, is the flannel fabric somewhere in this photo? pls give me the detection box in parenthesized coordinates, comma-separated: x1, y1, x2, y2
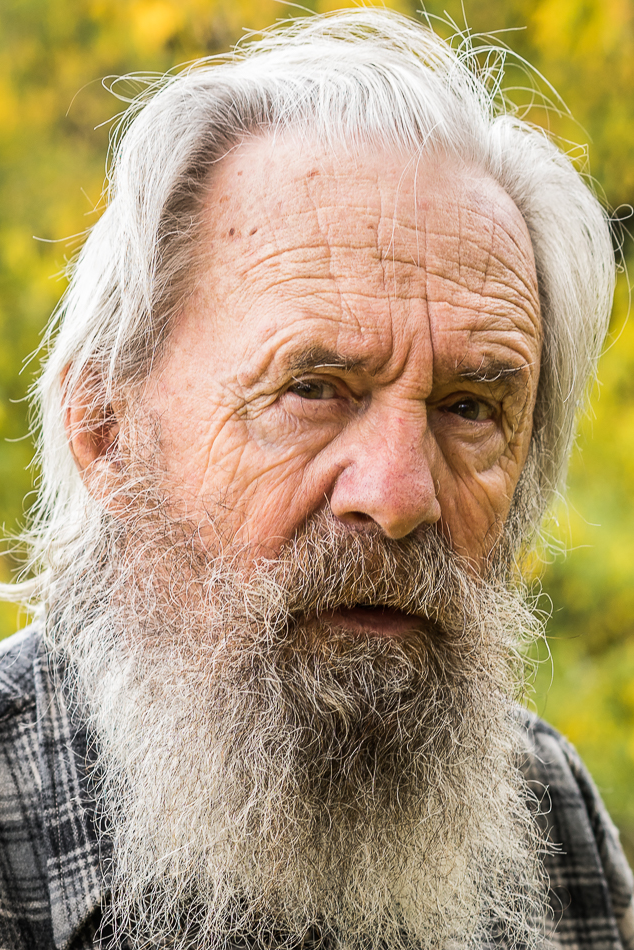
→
(0, 627, 633, 950)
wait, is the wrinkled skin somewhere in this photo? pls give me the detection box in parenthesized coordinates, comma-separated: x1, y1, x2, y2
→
(69, 137, 542, 635)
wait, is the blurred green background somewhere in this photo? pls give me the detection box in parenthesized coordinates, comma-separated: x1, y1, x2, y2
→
(1, 0, 633, 855)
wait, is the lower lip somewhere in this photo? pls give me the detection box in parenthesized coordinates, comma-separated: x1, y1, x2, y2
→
(317, 607, 421, 639)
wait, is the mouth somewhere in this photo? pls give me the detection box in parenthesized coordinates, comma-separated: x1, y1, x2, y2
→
(317, 605, 422, 639)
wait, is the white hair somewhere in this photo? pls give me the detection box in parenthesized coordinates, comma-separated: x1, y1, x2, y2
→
(13, 8, 615, 597)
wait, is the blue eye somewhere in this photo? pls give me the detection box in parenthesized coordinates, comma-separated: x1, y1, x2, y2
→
(287, 379, 337, 400)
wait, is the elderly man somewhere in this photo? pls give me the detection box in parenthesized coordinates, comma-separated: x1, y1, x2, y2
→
(0, 9, 631, 950)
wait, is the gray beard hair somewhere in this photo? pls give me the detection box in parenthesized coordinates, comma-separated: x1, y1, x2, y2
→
(46, 505, 550, 950)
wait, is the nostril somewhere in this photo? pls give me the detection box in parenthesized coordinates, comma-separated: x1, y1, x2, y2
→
(338, 511, 375, 527)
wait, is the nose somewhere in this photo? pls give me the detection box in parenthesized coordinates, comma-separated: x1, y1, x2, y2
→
(328, 408, 441, 540)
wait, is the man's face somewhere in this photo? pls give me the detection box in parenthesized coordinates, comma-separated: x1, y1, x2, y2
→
(138, 137, 541, 606)
(63, 138, 546, 948)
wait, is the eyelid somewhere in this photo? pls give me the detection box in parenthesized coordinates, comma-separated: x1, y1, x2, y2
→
(287, 372, 349, 393)
(438, 390, 495, 407)
(286, 374, 341, 399)
(438, 393, 498, 421)
(289, 372, 336, 386)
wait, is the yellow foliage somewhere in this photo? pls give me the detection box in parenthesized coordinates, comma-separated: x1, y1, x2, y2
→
(0, 79, 19, 134)
(0, 229, 33, 273)
(0, 602, 24, 639)
(316, 0, 412, 15)
(531, 0, 629, 56)
(131, 0, 186, 51)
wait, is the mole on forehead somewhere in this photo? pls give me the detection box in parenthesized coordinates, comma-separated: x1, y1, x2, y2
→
(213, 192, 532, 280)
(211, 138, 529, 236)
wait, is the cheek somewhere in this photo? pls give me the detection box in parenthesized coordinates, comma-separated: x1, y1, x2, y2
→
(435, 480, 502, 562)
(211, 458, 325, 556)
(435, 425, 507, 475)
(171, 422, 329, 548)
(214, 410, 342, 528)
(145, 376, 339, 543)
(434, 447, 529, 560)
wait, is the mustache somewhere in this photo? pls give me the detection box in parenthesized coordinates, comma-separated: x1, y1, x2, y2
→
(235, 511, 484, 635)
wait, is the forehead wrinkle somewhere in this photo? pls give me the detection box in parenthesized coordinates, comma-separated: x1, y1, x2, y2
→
(304, 163, 392, 258)
(370, 163, 430, 374)
(236, 224, 429, 297)
(482, 198, 495, 313)
(239, 306, 405, 388)
(464, 203, 538, 308)
(384, 154, 421, 272)
(436, 312, 541, 356)
(468, 200, 535, 266)
(423, 194, 437, 393)
(418, 188, 537, 309)
(229, 162, 430, 286)
(454, 198, 494, 296)
(479, 288, 541, 328)
(425, 253, 539, 324)
(411, 149, 426, 270)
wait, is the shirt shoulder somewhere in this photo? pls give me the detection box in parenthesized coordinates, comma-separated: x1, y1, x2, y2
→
(0, 627, 55, 949)
(0, 627, 40, 715)
(519, 710, 634, 950)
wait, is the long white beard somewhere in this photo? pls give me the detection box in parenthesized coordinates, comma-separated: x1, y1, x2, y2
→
(47, 506, 549, 950)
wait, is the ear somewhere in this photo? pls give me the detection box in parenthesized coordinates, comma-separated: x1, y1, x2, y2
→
(63, 365, 122, 500)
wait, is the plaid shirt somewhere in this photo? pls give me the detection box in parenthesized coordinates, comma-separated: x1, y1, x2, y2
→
(0, 627, 633, 950)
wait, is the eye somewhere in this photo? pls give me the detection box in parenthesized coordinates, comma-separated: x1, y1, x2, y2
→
(444, 397, 494, 422)
(287, 378, 338, 400)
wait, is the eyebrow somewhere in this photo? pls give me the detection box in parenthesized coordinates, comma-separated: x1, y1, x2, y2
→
(456, 360, 531, 385)
(283, 347, 368, 375)
(264, 347, 531, 388)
